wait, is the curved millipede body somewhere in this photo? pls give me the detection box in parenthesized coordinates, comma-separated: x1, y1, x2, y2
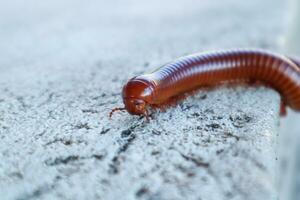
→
(110, 49, 300, 119)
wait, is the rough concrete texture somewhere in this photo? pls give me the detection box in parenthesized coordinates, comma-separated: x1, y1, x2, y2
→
(0, 0, 286, 199)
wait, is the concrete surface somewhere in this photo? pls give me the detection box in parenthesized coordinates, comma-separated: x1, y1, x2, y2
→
(281, 0, 300, 199)
(0, 0, 286, 199)
(279, 110, 300, 200)
(284, 0, 300, 56)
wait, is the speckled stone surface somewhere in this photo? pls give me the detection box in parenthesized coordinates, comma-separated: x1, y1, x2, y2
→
(0, 0, 285, 199)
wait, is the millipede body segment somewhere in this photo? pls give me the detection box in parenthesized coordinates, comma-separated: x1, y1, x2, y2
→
(111, 49, 300, 119)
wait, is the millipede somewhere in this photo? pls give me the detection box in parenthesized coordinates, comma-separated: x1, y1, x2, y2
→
(110, 49, 300, 120)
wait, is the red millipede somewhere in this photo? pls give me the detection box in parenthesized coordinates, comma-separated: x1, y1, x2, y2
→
(110, 49, 300, 120)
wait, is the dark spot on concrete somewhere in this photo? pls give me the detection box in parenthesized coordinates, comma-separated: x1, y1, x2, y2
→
(241, 150, 267, 171)
(206, 123, 221, 129)
(109, 156, 120, 174)
(100, 128, 110, 135)
(233, 151, 239, 157)
(63, 140, 72, 145)
(212, 115, 223, 120)
(44, 138, 86, 146)
(45, 153, 105, 166)
(224, 132, 240, 141)
(216, 149, 224, 155)
(204, 109, 214, 114)
(187, 172, 196, 177)
(121, 129, 132, 138)
(200, 94, 207, 99)
(74, 123, 91, 130)
(92, 154, 105, 160)
(16, 96, 28, 109)
(45, 138, 69, 146)
(180, 153, 209, 168)
(82, 109, 98, 114)
(144, 62, 150, 67)
(151, 129, 161, 135)
(110, 92, 120, 97)
(119, 134, 136, 152)
(91, 93, 108, 100)
(9, 172, 23, 179)
(192, 112, 200, 117)
(35, 131, 46, 139)
(229, 113, 252, 128)
(121, 124, 140, 138)
(147, 141, 155, 146)
(151, 150, 160, 155)
(136, 187, 150, 197)
(226, 172, 233, 178)
(112, 77, 119, 82)
(193, 141, 200, 146)
(180, 104, 194, 111)
(38, 93, 55, 107)
(176, 164, 197, 178)
(201, 176, 208, 182)
(101, 179, 109, 185)
(45, 156, 80, 166)
(225, 192, 234, 198)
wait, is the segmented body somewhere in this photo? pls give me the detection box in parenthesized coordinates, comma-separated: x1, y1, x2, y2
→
(118, 49, 300, 117)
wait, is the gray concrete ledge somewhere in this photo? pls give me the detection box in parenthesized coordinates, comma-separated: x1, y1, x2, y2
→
(0, 87, 280, 200)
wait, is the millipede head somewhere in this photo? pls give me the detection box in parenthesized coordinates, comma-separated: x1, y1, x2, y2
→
(122, 78, 152, 116)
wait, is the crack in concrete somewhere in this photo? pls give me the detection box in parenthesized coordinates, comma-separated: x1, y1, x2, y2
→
(108, 123, 142, 174)
(179, 153, 210, 168)
(45, 154, 106, 166)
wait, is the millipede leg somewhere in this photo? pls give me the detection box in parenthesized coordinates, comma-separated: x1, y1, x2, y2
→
(109, 107, 126, 119)
(143, 109, 150, 122)
(280, 101, 287, 117)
